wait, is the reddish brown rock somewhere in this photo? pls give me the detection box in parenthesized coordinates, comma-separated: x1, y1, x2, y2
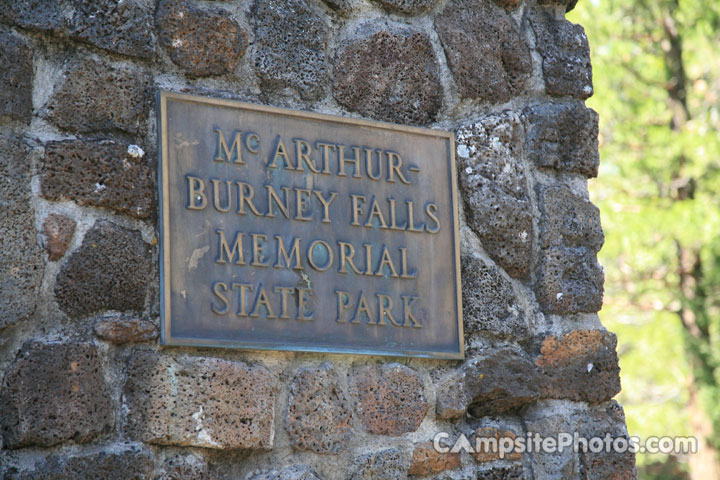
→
(408, 441, 461, 476)
(537, 184, 604, 252)
(253, 0, 330, 101)
(529, 7, 593, 99)
(0, 29, 33, 123)
(457, 112, 532, 278)
(93, 316, 159, 344)
(156, 0, 247, 76)
(535, 330, 621, 403)
(123, 351, 277, 449)
(436, 0, 531, 103)
(0, 0, 155, 59)
(474, 427, 523, 463)
(0, 342, 114, 448)
(43, 214, 75, 261)
(371, 0, 437, 14)
(1, 135, 44, 329)
(45, 58, 151, 136)
(8, 448, 153, 480)
(54, 222, 153, 318)
(436, 348, 540, 419)
(286, 364, 352, 454)
(41, 139, 154, 219)
(524, 102, 600, 178)
(333, 29, 442, 126)
(535, 246, 604, 314)
(350, 363, 428, 435)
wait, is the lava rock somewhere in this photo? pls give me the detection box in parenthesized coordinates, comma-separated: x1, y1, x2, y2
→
(253, 0, 330, 101)
(436, 0, 532, 103)
(0, 135, 43, 330)
(156, 0, 247, 76)
(54, 221, 152, 318)
(528, 7, 593, 99)
(535, 329, 621, 403)
(0, 29, 33, 123)
(436, 347, 540, 419)
(45, 58, 151, 136)
(42, 139, 154, 219)
(123, 351, 277, 449)
(524, 102, 600, 178)
(461, 253, 528, 340)
(0, 342, 114, 448)
(333, 28, 442, 125)
(0, 0, 155, 59)
(350, 363, 428, 436)
(285, 363, 352, 454)
(535, 246, 604, 314)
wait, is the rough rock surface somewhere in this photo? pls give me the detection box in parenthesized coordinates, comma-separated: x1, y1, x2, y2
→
(154, 453, 208, 480)
(0, 0, 155, 59)
(45, 59, 151, 136)
(334, 29, 442, 126)
(0, 30, 33, 123)
(0, 342, 114, 448)
(348, 448, 409, 480)
(457, 113, 533, 278)
(54, 222, 152, 318)
(493, 0, 522, 10)
(535, 246, 604, 314)
(529, 7, 593, 99)
(524, 103, 600, 178)
(475, 465, 525, 479)
(7, 448, 153, 480)
(0, 135, 44, 330)
(253, 0, 329, 101)
(537, 184, 604, 252)
(43, 214, 76, 261)
(524, 411, 580, 479)
(42, 139, 154, 219)
(436, 348, 540, 419)
(123, 351, 277, 449)
(247, 465, 322, 480)
(156, 0, 247, 77)
(579, 402, 637, 480)
(408, 441, 461, 476)
(461, 253, 528, 340)
(370, 0, 437, 15)
(350, 364, 428, 435)
(321, 0, 355, 14)
(436, 0, 532, 103)
(474, 427, 523, 462)
(535, 330, 621, 403)
(540, 0, 580, 12)
(285, 364, 352, 453)
(93, 316, 159, 344)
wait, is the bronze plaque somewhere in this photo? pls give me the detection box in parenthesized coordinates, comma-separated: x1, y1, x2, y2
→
(158, 91, 463, 358)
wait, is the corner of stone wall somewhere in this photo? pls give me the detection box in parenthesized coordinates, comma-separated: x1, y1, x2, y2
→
(0, 0, 635, 478)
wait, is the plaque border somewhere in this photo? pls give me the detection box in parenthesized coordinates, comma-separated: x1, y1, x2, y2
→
(158, 90, 464, 359)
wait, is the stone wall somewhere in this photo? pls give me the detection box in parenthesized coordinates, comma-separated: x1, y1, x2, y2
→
(0, 0, 636, 478)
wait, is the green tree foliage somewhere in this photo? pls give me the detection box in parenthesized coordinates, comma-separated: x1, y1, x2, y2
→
(569, 0, 720, 477)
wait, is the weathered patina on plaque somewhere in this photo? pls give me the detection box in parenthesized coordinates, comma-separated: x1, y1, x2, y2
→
(158, 91, 463, 358)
